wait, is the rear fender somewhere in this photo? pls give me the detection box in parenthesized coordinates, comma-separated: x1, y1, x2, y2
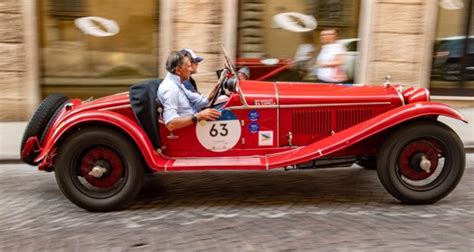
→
(35, 111, 168, 170)
(267, 102, 467, 168)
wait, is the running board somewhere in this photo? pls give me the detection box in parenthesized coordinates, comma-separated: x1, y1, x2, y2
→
(166, 156, 268, 171)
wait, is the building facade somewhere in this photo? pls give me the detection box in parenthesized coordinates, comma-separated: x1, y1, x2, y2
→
(0, 0, 473, 121)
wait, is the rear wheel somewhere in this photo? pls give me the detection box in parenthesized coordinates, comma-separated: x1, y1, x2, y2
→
(377, 121, 465, 204)
(55, 127, 144, 211)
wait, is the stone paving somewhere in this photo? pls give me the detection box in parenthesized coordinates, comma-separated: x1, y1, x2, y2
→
(0, 155, 473, 251)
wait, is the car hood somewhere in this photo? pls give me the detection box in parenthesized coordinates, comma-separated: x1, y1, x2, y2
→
(238, 81, 404, 107)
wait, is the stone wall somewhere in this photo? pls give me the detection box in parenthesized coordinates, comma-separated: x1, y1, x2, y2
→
(359, 0, 436, 87)
(238, 0, 264, 58)
(0, 0, 464, 123)
(171, 0, 226, 93)
(0, 0, 29, 121)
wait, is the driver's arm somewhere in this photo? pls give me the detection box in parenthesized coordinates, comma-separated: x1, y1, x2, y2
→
(166, 109, 221, 132)
(183, 87, 208, 109)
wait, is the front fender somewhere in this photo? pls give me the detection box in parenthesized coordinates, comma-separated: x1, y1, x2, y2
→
(35, 111, 168, 170)
(267, 102, 467, 168)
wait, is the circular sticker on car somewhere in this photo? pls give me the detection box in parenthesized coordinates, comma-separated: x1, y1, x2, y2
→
(248, 110, 259, 121)
(196, 110, 241, 152)
(248, 122, 260, 133)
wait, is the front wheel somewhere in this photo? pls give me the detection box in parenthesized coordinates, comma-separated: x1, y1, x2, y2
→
(55, 127, 144, 211)
(377, 121, 465, 204)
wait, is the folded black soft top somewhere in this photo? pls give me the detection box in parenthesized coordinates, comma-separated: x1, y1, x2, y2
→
(129, 79, 162, 149)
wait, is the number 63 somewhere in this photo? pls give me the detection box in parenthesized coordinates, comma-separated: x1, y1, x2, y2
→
(210, 123, 228, 137)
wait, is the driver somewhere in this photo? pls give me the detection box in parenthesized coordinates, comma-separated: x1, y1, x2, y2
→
(157, 50, 221, 132)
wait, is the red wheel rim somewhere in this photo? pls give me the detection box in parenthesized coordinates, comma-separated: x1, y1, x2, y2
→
(80, 147, 123, 188)
(398, 140, 439, 181)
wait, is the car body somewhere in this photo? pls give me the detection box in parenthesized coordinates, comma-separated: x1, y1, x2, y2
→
(21, 54, 467, 211)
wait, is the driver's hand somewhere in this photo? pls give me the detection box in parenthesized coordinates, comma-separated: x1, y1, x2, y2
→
(196, 108, 221, 121)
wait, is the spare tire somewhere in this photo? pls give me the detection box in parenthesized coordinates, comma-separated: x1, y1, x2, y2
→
(21, 94, 69, 165)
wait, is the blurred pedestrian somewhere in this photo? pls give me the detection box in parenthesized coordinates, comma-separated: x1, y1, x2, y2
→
(315, 29, 348, 83)
(294, 32, 316, 80)
(180, 48, 203, 93)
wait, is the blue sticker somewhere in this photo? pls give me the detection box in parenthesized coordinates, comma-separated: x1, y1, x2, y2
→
(248, 110, 259, 121)
(248, 122, 260, 133)
(218, 109, 238, 121)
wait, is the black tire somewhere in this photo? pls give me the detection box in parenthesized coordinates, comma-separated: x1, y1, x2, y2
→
(377, 121, 465, 204)
(21, 94, 68, 165)
(55, 127, 144, 211)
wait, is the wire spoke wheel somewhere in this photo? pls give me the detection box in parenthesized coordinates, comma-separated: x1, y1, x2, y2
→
(396, 139, 445, 189)
(377, 121, 465, 204)
(74, 146, 126, 198)
(55, 127, 144, 211)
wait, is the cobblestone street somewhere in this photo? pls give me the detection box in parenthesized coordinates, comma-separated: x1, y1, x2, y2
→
(0, 155, 473, 251)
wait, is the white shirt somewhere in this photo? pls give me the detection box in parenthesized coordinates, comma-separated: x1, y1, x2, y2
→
(294, 43, 315, 62)
(157, 72, 208, 125)
(316, 43, 347, 82)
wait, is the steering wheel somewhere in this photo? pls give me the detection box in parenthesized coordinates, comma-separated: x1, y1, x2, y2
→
(208, 68, 229, 108)
(208, 46, 239, 108)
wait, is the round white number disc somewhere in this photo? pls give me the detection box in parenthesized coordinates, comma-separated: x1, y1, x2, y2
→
(196, 110, 241, 152)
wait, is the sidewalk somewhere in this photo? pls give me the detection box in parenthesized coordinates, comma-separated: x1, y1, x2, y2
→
(0, 122, 27, 160)
(438, 108, 474, 150)
(1, 109, 473, 160)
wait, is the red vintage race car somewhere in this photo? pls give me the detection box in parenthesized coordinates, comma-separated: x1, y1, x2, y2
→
(21, 52, 467, 212)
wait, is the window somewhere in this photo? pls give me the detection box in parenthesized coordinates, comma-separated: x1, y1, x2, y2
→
(237, 0, 360, 82)
(39, 0, 159, 99)
(430, 0, 474, 96)
(49, 0, 85, 18)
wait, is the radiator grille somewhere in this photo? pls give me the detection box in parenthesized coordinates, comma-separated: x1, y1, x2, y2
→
(291, 107, 380, 134)
(335, 108, 373, 132)
(292, 110, 331, 134)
